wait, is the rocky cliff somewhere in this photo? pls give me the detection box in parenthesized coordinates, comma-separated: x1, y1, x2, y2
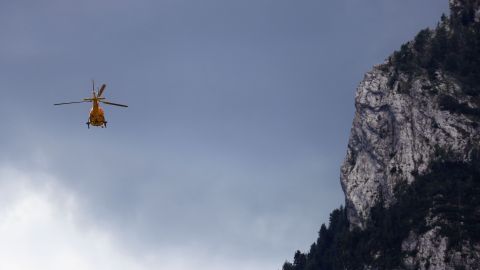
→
(284, 0, 480, 269)
(342, 0, 480, 230)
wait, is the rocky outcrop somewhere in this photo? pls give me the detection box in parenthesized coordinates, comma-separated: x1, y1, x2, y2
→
(340, 66, 479, 229)
(402, 227, 480, 270)
(283, 1, 480, 269)
(339, 0, 480, 268)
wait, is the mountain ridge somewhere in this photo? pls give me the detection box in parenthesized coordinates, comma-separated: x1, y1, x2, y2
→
(283, 0, 480, 269)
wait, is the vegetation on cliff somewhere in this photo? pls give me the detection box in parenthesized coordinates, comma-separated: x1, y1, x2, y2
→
(390, 0, 480, 96)
(283, 149, 480, 270)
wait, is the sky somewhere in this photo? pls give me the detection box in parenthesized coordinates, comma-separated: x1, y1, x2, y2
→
(0, 1, 448, 269)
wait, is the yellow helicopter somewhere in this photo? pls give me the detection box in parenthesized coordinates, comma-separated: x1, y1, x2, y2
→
(54, 81, 128, 128)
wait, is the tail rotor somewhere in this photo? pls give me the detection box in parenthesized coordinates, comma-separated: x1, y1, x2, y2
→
(98, 84, 106, 97)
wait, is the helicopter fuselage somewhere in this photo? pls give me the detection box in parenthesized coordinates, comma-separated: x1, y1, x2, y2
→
(89, 99, 106, 127)
(87, 97, 107, 127)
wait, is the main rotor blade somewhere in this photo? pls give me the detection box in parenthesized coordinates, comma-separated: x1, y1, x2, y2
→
(98, 84, 106, 97)
(101, 101, 128, 107)
(54, 101, 90, 106)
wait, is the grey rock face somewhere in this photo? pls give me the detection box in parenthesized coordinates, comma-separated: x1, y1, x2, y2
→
(338, 1, 480, 268)
(341, 65, 479, 229)
(402, 227, 480, 270)
(340, 55, 480, 268)
(402, 228, 449, 270)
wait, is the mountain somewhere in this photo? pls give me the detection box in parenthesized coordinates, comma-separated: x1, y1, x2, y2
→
(283, 0, 480, 269)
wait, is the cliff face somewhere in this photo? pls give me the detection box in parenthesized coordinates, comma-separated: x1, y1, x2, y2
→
(340, 63, 480, 270)
(341, 0, 480, 231)
(340, 66, 479, 229)
(284, 1, 480, 269)
(340, 0, 480, 268)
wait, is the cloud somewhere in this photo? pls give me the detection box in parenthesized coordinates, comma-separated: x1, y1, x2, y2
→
(0, 166, 137, 269)
(0, 166, 279, 270)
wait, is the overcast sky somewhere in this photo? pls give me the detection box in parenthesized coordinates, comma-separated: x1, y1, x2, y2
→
(0, 1, 448, 269)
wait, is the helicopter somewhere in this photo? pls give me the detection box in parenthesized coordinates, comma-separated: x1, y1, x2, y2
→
(54, 81, 128, 128)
